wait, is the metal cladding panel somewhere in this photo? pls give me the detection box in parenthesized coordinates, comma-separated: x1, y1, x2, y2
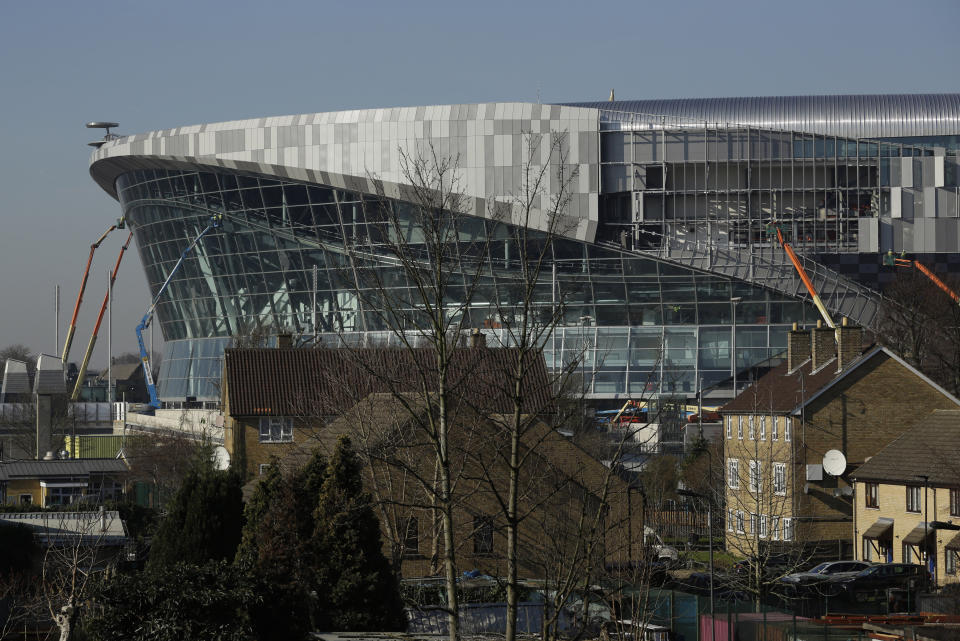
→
(2, 359, 30, 395)
(567, 94, 960, 139)
(33, 354, 65, 395)
(89, 102, 602, 243)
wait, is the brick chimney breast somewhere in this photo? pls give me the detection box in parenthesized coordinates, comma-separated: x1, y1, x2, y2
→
(787, 323, 811, 371)
(836, 317, 863, 371)
(810, 322, 836, 371)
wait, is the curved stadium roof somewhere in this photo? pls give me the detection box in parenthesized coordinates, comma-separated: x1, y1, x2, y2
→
(567, 94, 960, 139)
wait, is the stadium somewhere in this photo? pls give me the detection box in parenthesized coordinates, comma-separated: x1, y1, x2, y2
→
(88, 94, 960, 405)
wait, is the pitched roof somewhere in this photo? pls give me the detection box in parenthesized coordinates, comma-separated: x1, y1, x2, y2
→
(224, 346, 553, 418)
(720, 345, 960, 415)
(850, 409, 960, 487)
(0, 458, 129, 480)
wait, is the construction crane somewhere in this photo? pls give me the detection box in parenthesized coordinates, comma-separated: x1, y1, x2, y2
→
(70, 232, 134, 401)
(136, 214, 223, 409)
(61, 219, 125, 366)
(774, 224, 836, 328)
(884, 251, 960, 304)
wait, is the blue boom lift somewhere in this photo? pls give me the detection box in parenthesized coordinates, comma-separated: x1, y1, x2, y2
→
(136, 214, 222, 409)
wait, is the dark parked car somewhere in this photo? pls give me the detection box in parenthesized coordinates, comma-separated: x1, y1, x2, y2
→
(780, 560, 873, 587)
(732, 553, 797, 579)
(829, 563, 931, 602)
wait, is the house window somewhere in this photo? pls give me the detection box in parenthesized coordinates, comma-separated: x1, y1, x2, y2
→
(750, 513, 758, 534)
(784, 418, 792, 442)
(737, 416, 743, 440)
(947, 550, 958, 575)
(258, 417, 293, 443)
(951, 488, 960, 517)
(863, 538, 873, 562)
(749, 460, 762, 493)
(771, 516, 781, 541)
(19, 494, 32, 505)
(736, 511, 745, 533)
(727, 458, 739, 489)
(46, 486, 83, 506)
(473, 516, 494, 555)
(773, 462, 786, 495)
(397, 517, 419, 557)
(783, 518, 794, 541)
(726, 418, 732, 440)
(906, 485, 922, 513)
(759, 416, 766, 441)
(903, 544, 914, 564)
(772, 417, 779, 441)
(865, 483, 879, 509)
(727, 509, 734, 532)
(759, 514, 768, 539)
(259, 464, 271, 476)
(748, 416, 755, 440)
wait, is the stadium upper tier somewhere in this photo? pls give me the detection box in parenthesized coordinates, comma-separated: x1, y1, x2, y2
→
(569, 94, 960, 142)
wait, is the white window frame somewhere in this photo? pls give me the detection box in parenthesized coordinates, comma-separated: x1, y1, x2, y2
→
(258, 464, 271, 476)
(773, 462, 786, 495)
(759, 415, 766, 440)
(759, 514, 768, 539)
(947, 549, 958, 575)
(736, 510, 745, 533)
(727, 458, 740, 489)
(727, 509, 734, 532)
(748, 415, 755, 440)
(906, 485, 922, 513)
(771, 516, 781, 541)
(785, 417, 792, 442)
(772, 416, 779, 441)
(737, 416, 743, 440)
(726, 417, 732, 440)
(749, 460, 762, 494)
(258, 417, 294, 443)
(750, 513, 758, 534)
(783, 517, 794, 541)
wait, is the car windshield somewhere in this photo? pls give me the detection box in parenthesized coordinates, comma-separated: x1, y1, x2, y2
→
(810, 563, 831, 574)
(857, 566, 880, 576)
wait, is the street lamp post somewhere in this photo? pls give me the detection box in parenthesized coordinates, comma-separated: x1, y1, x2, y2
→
(918, 475, 931, 582)
(730, 297, 742, 396)
(679, 487, 714, 641)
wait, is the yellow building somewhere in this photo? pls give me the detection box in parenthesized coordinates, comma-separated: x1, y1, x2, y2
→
(0, 459, 128, 507)
(720, 323, 960, 558)
(851, 410, 960, 587)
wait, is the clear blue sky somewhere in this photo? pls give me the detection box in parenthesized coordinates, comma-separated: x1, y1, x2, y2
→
(1, 0, 959, 366)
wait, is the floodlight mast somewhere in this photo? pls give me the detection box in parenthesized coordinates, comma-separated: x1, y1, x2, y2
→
(136, 214, 223, 409)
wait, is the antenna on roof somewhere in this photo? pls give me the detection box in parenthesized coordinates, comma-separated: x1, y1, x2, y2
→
(86, 121, 120, 148)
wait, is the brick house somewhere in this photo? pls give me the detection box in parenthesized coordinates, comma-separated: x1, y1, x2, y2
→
(0, 458, 128, 507)
(222, 342, 553, 481)
(851, 410, 960, 586)
(720, 321, 960, 558)
(274, 392, 642, 580)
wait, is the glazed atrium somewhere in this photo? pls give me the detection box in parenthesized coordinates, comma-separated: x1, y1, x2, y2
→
(89, 94, 960, 404)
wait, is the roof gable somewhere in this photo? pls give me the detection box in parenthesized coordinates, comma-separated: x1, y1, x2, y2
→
(850, 409, 960, 486)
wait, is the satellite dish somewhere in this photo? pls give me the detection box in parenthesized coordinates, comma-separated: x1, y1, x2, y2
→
(212, 446, 231, 471)
(822, 449, 847, 476)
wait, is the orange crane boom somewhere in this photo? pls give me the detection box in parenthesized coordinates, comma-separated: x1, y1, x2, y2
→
(776, 226, 836, 328)
(892, 256, 960, 304)
(70, 232, 133, 401)
(61, 221, 123, 366)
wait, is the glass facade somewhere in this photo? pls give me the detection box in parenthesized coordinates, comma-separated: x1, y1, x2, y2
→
(116, 168, 815, 402)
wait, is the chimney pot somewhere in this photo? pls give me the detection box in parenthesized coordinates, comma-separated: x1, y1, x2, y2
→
(469, 328, 486, 349)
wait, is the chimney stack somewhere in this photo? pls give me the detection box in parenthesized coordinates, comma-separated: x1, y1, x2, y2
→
(787, 323, 810, 371)
(810, 320, 836, 371)
(470, 328, 486, 349)
(836, 317, 863, 371)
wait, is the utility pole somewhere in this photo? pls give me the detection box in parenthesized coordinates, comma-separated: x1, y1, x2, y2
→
(107, 270, 113, 403)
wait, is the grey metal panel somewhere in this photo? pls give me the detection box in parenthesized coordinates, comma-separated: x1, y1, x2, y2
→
(2, 359, 30, 396)
(33, 354, 64, 395)
(566, 94, 960, 139)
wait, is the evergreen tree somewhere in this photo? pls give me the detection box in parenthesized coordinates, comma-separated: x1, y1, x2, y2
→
(235, 457, 283, 569)
(312, 436, 407, 631)
(148, 451, 243, 571)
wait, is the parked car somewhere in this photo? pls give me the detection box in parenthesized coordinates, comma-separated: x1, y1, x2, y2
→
(732, 553, 797, 579)
(780, 560, 873, 587)
(829, 563, 931, 602)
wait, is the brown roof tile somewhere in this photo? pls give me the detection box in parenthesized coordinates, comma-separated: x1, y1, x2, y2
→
(850, 409, 960, 487)
(224, 346, 552, 418)
(720, 345, 876, 415)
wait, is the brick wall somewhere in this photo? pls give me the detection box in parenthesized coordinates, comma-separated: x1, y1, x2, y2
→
(854, 480, 960, 586)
